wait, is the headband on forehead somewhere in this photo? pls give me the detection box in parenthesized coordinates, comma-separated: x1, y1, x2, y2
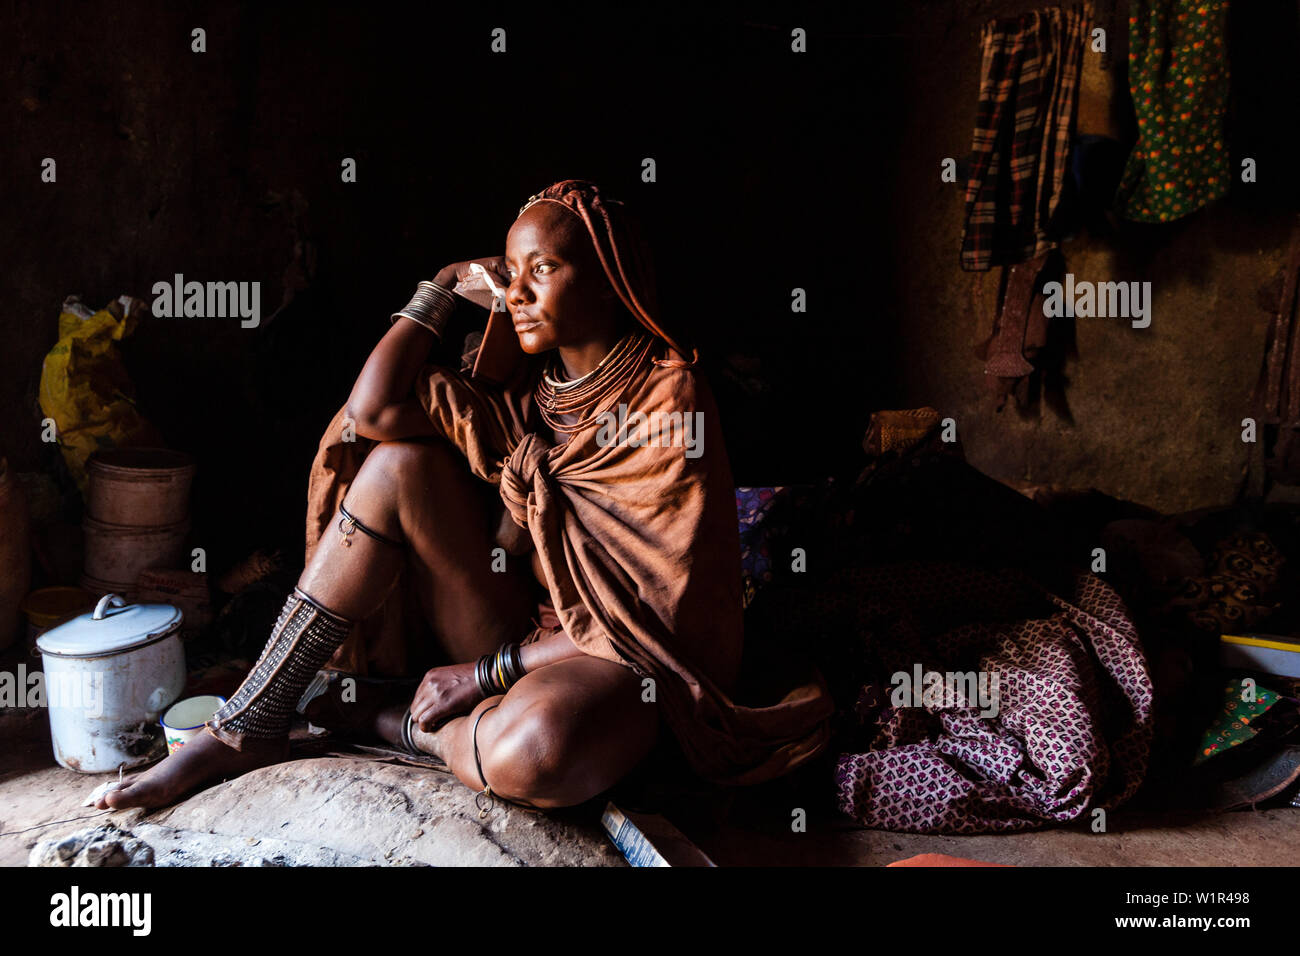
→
(513, 180, 697, 369)
(516, 194, 570, 220)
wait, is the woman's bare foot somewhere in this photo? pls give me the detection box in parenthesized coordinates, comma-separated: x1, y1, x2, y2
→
(94, 732, 288, 811)
(298, 672, 463, 762)
(299, 673, 417, 748)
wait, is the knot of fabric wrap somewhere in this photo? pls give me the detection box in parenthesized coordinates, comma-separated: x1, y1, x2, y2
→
(499, 432, 555, 529)
(517, 179, 698, 368)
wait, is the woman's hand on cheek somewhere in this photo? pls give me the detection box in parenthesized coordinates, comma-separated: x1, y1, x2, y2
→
(436, 256, 510, 289)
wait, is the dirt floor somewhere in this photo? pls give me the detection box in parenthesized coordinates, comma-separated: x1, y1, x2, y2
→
(4, 689, 1297, 867)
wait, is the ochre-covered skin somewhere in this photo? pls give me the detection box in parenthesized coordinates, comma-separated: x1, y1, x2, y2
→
(307, 338, 834, 786)
(95, 179, 832, 813)
(308, 179, 833, 786)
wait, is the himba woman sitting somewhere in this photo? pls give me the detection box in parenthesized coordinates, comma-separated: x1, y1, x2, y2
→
(97, 179, 832, 814)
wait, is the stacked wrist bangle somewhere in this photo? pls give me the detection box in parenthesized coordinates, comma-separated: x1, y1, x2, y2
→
(475, 642, 526, 698)
(391, 280, 457, 337)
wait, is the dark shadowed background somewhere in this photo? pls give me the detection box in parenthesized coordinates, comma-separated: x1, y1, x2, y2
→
(5, 1, 1298, 582)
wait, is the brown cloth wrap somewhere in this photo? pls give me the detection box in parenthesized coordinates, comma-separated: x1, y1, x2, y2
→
(304, 180, 833, 786)
(305, 351, 834, 786)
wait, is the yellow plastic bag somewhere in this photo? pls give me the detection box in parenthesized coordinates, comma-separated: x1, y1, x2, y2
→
(39, 295, 163, 497)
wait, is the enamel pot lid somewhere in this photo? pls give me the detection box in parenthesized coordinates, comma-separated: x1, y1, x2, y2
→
(36, 594, 184, 659)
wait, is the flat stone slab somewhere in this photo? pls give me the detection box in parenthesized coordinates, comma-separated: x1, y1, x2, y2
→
(142, 757, 624, 866)
(23, 757, 623, 867)
(2, 703, 623, 867)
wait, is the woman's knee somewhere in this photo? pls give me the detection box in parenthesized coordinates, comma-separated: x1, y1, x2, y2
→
(362, 439, 458, 491)
(475, 671, 658, 809)
(478, 697, 588, 808)
(354, 440, 473, 535)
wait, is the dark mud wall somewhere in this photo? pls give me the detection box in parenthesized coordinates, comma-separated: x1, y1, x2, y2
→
(880, 0, 1299, 513)
(4, 2, 1297, 583)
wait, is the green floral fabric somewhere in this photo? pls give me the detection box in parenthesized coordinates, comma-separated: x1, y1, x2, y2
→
(1116, 0, 1231, 222)
(1194, 678, 1281, 765)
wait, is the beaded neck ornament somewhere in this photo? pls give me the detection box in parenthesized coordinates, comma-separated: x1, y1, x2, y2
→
(534, 331, 655, 435)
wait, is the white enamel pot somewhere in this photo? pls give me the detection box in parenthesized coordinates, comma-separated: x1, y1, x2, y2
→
(35, 593, 186, 773)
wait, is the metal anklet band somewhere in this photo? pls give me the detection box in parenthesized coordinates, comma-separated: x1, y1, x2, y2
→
(337, 501, 404, 549)
(473, 702, 501, 818)
(207, 588, 354, 746)
(401, 709, 418, 754)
